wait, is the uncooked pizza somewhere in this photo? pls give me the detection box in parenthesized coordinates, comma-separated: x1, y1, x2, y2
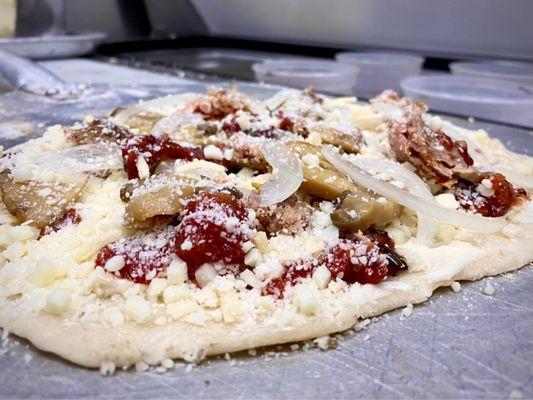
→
(0, 88, 531, 371)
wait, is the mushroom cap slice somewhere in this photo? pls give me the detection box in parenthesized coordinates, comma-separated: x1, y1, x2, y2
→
(124, 174, 206, 224)
(300, 164, 354, 201)
(125, 184, 197, 224)
(0, 173, 88, 229)
(331, 191, 402, 232)
(313, 125, 362, 154)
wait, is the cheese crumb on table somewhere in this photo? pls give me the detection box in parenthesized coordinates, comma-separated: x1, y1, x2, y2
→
(100, 361, 116, 376)
(161, 358, 175, 369)
(483, 281, 495, 295)
(314, 336, 331, 350)
(135, 361, 150, 372)
(402, 303, 413, 318)
(451, 281, 461, 292)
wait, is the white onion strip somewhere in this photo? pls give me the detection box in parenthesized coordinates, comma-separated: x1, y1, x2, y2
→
(33, 144, 123, 173)
(441, 122, 490, 167)
(152, 114, 204, 136)
(353, 158, 438, 246)
(259, 141, 303, 206)
(322, 148, 507, 233)
(112, 93, 200, 126)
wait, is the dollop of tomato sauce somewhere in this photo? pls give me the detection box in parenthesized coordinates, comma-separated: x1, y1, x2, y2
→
(95, 190, 253, 284)
(121, 134, 204, 179)
(175, 191, 251, 280)
(321, 236, 406, 285)
(455, 172, 528, 217)
(40, 208, 82, 237)
(95, 224, 178, 284)
(275, 111, 308, 137)
(264, 230, 407, 297)
(435, 130, 474, 167)
(262, 259, 317, 298)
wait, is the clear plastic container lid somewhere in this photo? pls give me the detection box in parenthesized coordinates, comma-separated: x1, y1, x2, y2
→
(252, 59, 358, 95)
(450, 60, 533, 85)
(400, 75, 533, 127)
(336, 52, 423, 69)
(335, 52, 424, 97)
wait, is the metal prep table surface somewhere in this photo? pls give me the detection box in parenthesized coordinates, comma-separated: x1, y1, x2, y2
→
(0, 63, 532, 399)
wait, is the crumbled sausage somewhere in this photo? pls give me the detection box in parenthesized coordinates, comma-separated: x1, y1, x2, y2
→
(255, 195, 313, 235)
(185, 89, 247, 120)
(378, 92, 473, 187)
(226, 133, 268, 171)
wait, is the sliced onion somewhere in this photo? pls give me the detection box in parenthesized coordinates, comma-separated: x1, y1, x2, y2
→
(33, 143, 123, 173)
(322, 148, 507, 233)
(152, 113, 204, 136)
(441, 122, 490, 166)
(352, 157, 438, 245)
(113, 93, 201, 126)
(259, 141, 303, 206)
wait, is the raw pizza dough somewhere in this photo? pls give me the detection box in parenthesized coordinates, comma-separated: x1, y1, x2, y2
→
(0, 89, 532, 369)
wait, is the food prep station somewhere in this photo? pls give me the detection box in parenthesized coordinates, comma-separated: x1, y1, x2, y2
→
(0, 1, 532, 398)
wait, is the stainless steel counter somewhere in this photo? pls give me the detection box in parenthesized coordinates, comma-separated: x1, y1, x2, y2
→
(0, 68, 532, 399)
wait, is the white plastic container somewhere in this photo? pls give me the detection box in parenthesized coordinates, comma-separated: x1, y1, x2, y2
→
(252, 59, 358, 95)
(400, 75, 533, 127)
(450, 60, 533, 85)
(335, 52, 423, 97)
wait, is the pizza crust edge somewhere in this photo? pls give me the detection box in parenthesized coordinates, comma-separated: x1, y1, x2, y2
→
(1, 231, 531, 368)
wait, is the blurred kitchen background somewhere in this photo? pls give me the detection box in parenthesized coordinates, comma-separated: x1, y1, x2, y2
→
(1, 0, 533, 127)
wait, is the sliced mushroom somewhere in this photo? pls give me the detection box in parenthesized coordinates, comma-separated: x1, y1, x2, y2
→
(112, 110, 165, 133)
(124, 175, 203, 224)
(331, 190, 402, 232)
(285, 141, 333, 170)
(312, 124, 362, 154)
(285, 141, 401, 229)
(300, 164, 354, 200)
(65, 119, 131, 146)
(0, 173, 88, 229)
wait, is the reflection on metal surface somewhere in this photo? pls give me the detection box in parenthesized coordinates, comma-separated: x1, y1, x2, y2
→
(0, 32, 106, 59)
(0, 267, 531, 398)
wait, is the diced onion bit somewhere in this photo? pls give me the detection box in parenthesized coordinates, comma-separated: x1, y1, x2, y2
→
(352, 157, 438, 246)
(259, 141, 303, 206)
(322, 148, 507, 233)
